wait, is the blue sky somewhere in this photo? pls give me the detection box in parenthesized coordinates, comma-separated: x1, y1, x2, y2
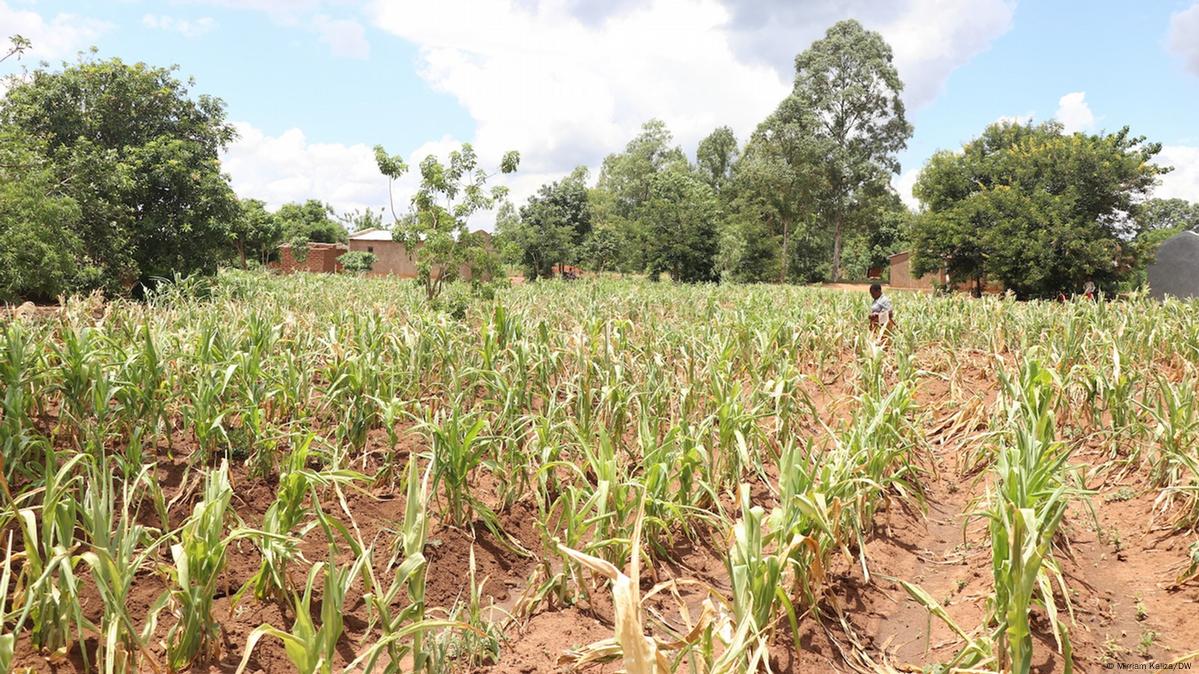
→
(3, 0, 1197, 219)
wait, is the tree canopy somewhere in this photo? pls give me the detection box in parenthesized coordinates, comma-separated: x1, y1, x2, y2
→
(0, 56, 239, 296)
(911, 121, 1166, 298)
(780, 19, 912, 281)
(375, 142, 518, 301)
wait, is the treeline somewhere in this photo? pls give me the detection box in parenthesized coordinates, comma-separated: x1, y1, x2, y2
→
(0, 35, 387, 302)
(498, 20, 914, 285)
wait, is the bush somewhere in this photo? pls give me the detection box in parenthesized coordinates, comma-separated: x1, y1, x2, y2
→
(337, 251, 376, 275)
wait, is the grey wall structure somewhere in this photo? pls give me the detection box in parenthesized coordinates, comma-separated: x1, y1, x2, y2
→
(1148, 231, 1199, 300)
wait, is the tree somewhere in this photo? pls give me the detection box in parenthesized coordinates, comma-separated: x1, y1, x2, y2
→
(0, 128, 85, 302)
(337, 251, 376, 275)
(1135, 198, 1199, 232)
(276, 200, 348, 245)
(780, 19, 912, 280)
(229, 199, 282, 268)
(375, 143, 519, 301)
(643, 169, 720, 283)
(2, 35, 31, 64)
(594, 119, 689, 272)
(0, 56, 239, 294)
(910, 121, 1166, 298)
(498, 168, 591, 280)
(696, 126, 739, 194)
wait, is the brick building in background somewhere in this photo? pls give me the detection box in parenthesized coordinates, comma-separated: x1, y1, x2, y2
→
(348, 228, 492, 280)
(270, 242, 346, 274)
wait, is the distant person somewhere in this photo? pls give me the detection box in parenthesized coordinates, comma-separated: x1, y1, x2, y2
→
(868, 283, 895, 332)
(1083, 280, 1097, 301)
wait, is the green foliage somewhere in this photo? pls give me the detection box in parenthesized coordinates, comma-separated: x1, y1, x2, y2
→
(230, 198, 282, 268)
(1135, 198, 1199, 232)
(696, 126, 739, 194)
(276, 200, 348, 244)
(375, 142, 517, 301)
(778, 19, 912, 281)
(497, 167, 591, 280)
(643, 169, 720, 283)
(911, 121, 1166, 298)
(337, 251, 377, 275)
(0, 56, 239, 294)
(0, 130, 85, 302)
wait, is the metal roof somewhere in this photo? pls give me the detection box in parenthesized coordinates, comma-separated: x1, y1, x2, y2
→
(348, 228, 395, 241)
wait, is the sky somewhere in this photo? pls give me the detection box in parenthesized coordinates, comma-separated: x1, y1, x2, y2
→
(2, 0, 1198, 225)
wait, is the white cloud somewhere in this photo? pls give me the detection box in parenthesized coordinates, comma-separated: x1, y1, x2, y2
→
(1168, 2, 1199, 76)
(223, 121, 395, 216)
(142, 14, 217, 38)
(370, 0, 788, 180)
(1154, 145, 1199, 201)
(0, 0, 110, 61)
(312, 15, 370, 59)
(1054, 91, 1094, 133)
(893, 167, 921, 210)
(716, 0, 1016, 108)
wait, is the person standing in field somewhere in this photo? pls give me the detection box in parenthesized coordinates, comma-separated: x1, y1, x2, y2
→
(868, 283, 895, 332)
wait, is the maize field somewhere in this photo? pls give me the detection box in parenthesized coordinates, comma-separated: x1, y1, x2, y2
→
(2, 271, 1198, 673)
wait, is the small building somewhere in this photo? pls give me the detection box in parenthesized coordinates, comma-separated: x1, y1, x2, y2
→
(271, 242, 346, 274)
(348, 228, 420, 277)
(348, 228, 493, 280)
(1148, 230, 1199, 300)
(888, 251, 946, 290)
(888, 251, 1002, 294)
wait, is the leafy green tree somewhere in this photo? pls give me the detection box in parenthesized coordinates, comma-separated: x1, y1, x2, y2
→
(911, 121, 1166, 298)
(594, 120, 689, 272)
(276, 200, 348, 245)
(0, 129, 85, 302)
(718, 111, 826, 283)
(375, 143, 519, 301)
(2, 35, 31, 64)
(1, 56, 239, 293)
(696, 126, 739, 194)
(778, 19, 912, 280)
(337, 251, 376, 274)
(229, 199, 282, 268)
(578, 222, 627, 273)
(498, 168, 591, 280)
(643, 169, 720, 283)
(1135, 198, 1199, 232)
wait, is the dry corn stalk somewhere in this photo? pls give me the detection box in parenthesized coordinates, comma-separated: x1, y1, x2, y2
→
(556, 542, 669, 674)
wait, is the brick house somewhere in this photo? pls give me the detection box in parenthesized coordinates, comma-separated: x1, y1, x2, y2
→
(270, 242, 346, 274)
(348, 228, 492, 280)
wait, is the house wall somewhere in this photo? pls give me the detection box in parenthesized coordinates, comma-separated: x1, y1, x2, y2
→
(271, 243, 345, 274)
(350, 240, 420, 277)
(889, 252, 939, 290)
(349, 239, 488, 281)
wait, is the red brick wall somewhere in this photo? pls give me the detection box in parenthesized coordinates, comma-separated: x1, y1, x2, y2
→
(270, 243, 346, 274)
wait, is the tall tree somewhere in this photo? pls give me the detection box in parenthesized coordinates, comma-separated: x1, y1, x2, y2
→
(1135, 198, 1199, 232)
(643, 169, 720, 283)
(722, 112, 826, 283)
(1, 56, 239, 293)
(594, 119, 688, 272)
(229, 198, 282, 268)
(696, 126, 739, 194)
(276, 200, 347, 245)
(375, 143, 519, 301)
(911, 121, 1166, 298)
(498, 168, 591, 280)
(781, 19, 912, 280)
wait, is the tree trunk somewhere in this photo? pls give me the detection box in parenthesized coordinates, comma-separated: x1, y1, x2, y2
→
(831, 211, 844, 282)
(780, 217, 790, 284)
(237, 241, 247, 270)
